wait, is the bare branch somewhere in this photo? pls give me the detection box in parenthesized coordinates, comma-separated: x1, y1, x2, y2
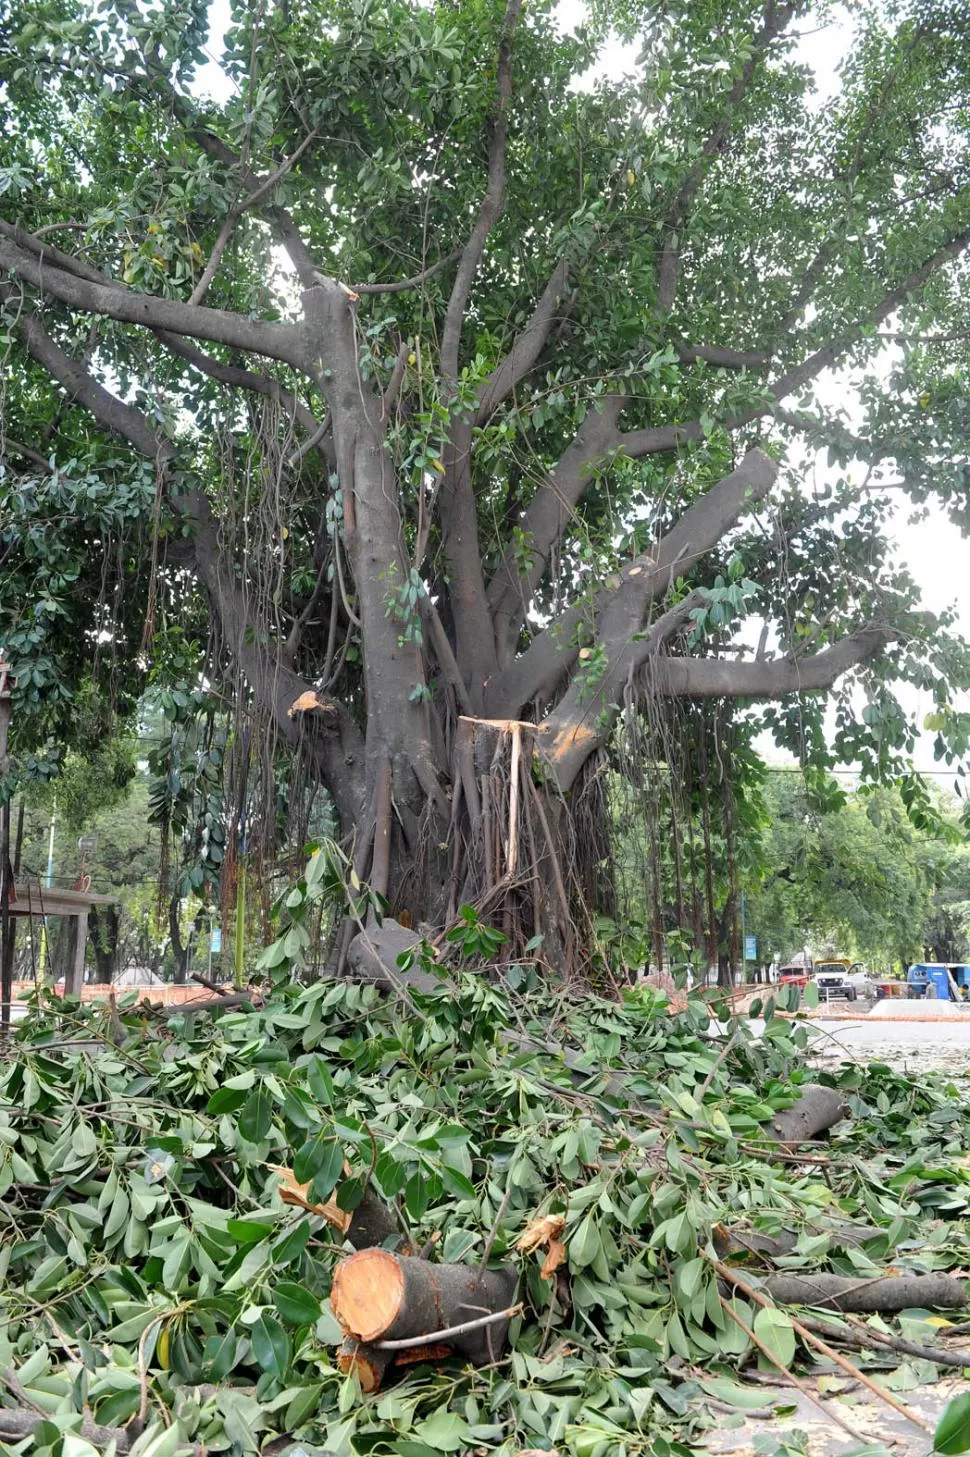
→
(0, 437, 51, 470)
(353, 248, 462, 295)
(0, 238, 306, 367)
(440, 0, 524, 379)
(673, 340, 771, 370)
(381, 339, 409, 418)
(189, 129, 319, 305)
(532, 449, 779, 786)
(1, 284, 172, 464)
(649, 627, 894, 698)
(486, 395, 626, 665)
(474, 258, 570, 424)
(657, 1, 799, 313)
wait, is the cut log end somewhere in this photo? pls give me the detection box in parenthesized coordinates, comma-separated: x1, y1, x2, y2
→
(331, 1248, 405, 1343)
(337, 1337, 393, 1393)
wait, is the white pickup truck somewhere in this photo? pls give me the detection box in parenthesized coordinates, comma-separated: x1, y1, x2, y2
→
(813, 960, 859, 1002)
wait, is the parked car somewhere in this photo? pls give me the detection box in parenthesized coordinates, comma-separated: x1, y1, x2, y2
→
(813, 959, 858, 1002)
(778, 963, 812, 987)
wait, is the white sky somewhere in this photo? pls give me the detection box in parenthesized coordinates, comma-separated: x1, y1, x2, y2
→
(192, 0, 970, 778)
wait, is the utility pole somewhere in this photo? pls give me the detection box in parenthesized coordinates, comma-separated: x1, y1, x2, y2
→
(0, 656, 15, 1031)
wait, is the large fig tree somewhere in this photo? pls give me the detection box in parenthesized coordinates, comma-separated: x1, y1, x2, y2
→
(2, 0, 970, 965)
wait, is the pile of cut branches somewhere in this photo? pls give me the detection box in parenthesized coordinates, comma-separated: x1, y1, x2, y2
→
(1, 897, 970, 1457)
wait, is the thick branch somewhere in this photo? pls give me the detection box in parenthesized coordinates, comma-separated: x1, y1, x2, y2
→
(440, 0, 523, 379)
(650, 626, 893, 698)
(0, 239, 305, 367)
(493, 449, 777, 723)
(1, 286, 172, 464)
(536, 451, 779, 785)
(674, 340, 771, 370)
(486, 218, 970, 672)
(657, 2, 798, 313)
(0, 218, 110, 287)
(474, 258, 570, 424)
(486, 396, 625, 666)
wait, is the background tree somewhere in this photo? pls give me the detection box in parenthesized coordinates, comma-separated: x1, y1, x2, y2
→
(744, 774, 964, 971)
(3, 0, 970, 970)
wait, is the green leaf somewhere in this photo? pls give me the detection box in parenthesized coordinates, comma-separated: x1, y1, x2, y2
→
(935, 1393, 970, 1454)
(227, 1219, 276, 1245)
(698, 1376, 779, 1410)
(238, 1086, 273, 1143)
(803, 980, 819, 1009)
(569, 1215, 602, 1269)
(293, 1128, 337, 1184)
(250, 1312, 291, 1380)
(273, 1282, 322, 1326)
(285, 1384, 324, 1430)
(307, 1055, 335, 1106)
(410, 1411, 472, 1451)
(208, 1087, 247, 1116)
(440, 1165, 475, 1199)
(753, 1306, 796, 1368)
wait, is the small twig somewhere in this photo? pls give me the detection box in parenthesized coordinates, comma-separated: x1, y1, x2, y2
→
(716, 1292, 868, 1443)
(478, 1186, 513, 1276)
(415, 1230, 441, 1261)
(137, 1312, 171, 1423)
(697, 1031, 737, 1102)
(801, 1314, 970, 1370)
(375, 1304, 522, 1351)
(0, 1368, 46, 1415)
(712, 1259, 931, 1434)
(352, 247, 462, 295)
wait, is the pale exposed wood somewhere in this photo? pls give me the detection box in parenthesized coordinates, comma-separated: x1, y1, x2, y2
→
(336, 1337, 392, 1392)
(331, 1248, 405, 1342)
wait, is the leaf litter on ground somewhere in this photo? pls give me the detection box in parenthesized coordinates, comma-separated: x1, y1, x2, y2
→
(0, 961, 968, 1457)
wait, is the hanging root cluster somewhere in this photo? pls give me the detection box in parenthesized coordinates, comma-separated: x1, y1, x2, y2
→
(435, 716, 599, 977)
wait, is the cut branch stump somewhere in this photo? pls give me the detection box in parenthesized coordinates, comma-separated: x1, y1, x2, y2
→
(331, 1249, 518, 1366)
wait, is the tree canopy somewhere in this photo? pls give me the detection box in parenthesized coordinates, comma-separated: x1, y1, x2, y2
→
(3, 0, 970, 963)
(743, 774, 967, 970)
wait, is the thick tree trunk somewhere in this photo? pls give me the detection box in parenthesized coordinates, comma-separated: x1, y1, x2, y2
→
(169, 894, 189, 985)
(90, 903, 119, 983)
(760, 1085, 848, 1145)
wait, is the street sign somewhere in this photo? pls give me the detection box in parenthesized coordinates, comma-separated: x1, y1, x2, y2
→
(744, 934, 757, 961)
(210, 928, 223, 954)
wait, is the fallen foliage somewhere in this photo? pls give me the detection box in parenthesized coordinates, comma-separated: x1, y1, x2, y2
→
(0, 923, 969, 1457)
